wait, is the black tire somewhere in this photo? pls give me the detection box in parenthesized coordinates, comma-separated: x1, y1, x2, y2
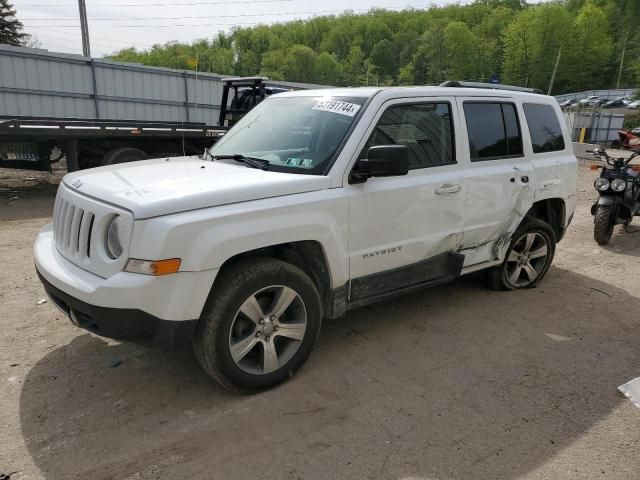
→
(193, 258, 322, 392)
(102, 147, 148, 165)
(594, 205, 614, 245)
(487, 217, 556, 291)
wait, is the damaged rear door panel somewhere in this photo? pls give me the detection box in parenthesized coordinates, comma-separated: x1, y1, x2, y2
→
(456, 99, 535, 266)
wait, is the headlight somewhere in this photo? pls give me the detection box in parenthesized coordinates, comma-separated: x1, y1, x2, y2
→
(105, 215, 126, 259)
(594, 178, 610, 191)
(610, 178, 626, 192)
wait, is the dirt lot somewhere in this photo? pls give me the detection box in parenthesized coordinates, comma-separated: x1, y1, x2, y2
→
(1, 163, 639, 480)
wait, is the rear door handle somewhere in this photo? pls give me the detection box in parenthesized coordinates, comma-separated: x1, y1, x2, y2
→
(435, 183, 461, 194)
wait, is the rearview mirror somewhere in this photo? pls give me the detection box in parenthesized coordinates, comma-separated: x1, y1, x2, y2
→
(351, 145, 409, 183)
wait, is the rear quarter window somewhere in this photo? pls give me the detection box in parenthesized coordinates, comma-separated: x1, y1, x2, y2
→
(523, 103, 565, 153)
(463, 102, 523, 161)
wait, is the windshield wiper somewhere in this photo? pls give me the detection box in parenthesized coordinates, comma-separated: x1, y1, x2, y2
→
(211, 154, 269, 170)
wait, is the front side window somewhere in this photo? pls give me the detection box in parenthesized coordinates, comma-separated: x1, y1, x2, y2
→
(209, 95, 367, 175)
(523, 103, 565, 153)
(464, 102, 523, 161)
(362, 102, 455, 170)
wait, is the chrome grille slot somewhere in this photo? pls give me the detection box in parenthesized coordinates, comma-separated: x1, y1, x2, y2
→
(62, 204, 75, 249)
(72, 209, 84, 252)
(53, 190, 94, 261)
(81, 212, 95, 258)
(51, 183, 132, 278)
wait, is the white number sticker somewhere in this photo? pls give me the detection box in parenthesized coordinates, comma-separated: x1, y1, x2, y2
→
(312, 99, 361, 117)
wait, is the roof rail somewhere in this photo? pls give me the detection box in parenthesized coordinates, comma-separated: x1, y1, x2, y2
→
(439, 80, 544, 95)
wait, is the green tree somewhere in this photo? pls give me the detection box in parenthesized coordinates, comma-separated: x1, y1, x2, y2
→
(283, 44, 318, 83)
(502, 4, 575, 91)
(106, 1, 633, 93)
(369, 39, 397, 78)
(0, 0, 26, 46)
(443, 21, 477, 81)
(342, 45, 365, 85)
(316, 52, 342, 85)
(573, 1, 613, 90)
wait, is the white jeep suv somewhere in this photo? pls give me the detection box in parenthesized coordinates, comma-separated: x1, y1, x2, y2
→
(35, 82, 578, 391)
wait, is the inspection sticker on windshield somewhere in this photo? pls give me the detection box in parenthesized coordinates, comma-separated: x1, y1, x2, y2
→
(312, 99, 361, 117)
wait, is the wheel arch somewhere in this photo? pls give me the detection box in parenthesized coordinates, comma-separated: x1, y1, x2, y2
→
(525, 198, 566, 242)
(215, 240, 336, 318)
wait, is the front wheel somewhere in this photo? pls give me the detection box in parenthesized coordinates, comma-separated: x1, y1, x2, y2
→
(487, 218, 556, 291)
(594, 205, 614, 245)
(193, 258, 322, 392)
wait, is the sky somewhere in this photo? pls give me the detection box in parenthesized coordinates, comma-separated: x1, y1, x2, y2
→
(13, 0, 542, 58)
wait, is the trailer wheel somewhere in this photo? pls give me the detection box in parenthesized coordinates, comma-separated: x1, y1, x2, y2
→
(102, 147, 148, 165)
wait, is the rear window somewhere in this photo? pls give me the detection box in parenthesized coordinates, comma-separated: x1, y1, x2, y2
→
(523, 103, 565, 153)
(464, 102, 523, 161)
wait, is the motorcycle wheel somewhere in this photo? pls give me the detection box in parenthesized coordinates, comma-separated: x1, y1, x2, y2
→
(594, 205, 614, 245)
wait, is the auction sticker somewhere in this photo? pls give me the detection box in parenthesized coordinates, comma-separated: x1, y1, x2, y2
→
(313, 99, 361, 117)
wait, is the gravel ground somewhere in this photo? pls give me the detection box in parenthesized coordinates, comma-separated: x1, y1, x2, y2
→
(0, 163, 639, 480)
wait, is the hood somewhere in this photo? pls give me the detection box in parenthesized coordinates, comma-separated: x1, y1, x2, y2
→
(63, 156, 332, 219)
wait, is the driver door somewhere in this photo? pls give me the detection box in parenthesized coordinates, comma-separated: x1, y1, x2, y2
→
(345, 98, 466, 301)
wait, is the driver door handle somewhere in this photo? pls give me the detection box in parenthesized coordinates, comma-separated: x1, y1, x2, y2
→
(435, 183, 462, 195)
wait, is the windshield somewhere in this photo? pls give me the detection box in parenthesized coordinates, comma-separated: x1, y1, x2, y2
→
(209, 95, 367, 175)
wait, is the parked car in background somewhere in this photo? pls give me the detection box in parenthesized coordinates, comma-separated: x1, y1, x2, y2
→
(628, 100, 640, 110)
(578, 95, 600, 107)
(603, 97, 628, 108)
(560, 98, 577, 109)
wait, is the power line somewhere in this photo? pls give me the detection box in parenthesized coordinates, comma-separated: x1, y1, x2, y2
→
(25, 22, 263, 27)
(19, 0, 296, 6)
(33, 26, 156, 48)
(22, 5, 431, 21)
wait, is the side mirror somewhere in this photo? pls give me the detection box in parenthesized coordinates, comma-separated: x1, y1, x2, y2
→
(352, 145, 409, 183)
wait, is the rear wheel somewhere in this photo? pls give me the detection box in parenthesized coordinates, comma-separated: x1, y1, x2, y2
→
(193, 258, 322, 392)
(487, 217, 556, 291)
(594, 205, 614, 245)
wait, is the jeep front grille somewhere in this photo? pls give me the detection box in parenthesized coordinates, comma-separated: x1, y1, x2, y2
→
(53, 194, 95, 259)
(51, 183, 132, 278)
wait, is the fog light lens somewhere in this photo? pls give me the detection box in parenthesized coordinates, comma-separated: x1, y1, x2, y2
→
(125, 258, 181, 276)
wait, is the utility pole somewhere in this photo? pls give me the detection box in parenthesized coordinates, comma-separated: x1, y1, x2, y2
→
(547, 48, 561, 96)
(78, 0, 91, 57)
(616, 32, 628, 89)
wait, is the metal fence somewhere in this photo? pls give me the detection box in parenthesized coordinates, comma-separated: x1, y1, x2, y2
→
(564, 110, 625, 144)
(0, 45, 328, 124)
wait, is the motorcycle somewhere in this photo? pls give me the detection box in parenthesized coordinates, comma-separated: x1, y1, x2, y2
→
(610, 129, 640, 152)
(590, 147, 640, 245)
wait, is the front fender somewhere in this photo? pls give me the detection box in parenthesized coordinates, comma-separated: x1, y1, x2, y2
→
(591, 196, 617, 215)
(129, 190, 349, 288)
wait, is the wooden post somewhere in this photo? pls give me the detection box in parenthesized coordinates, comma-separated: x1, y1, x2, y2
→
(547, 48, 561, 96)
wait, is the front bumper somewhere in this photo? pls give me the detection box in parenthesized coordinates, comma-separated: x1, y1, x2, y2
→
(38, 270, 196, 349)
(34, 223, 218, 346)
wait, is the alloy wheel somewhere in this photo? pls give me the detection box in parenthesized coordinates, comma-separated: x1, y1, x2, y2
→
(228, 285, 307, 375)
(504, 232, 549, 287)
